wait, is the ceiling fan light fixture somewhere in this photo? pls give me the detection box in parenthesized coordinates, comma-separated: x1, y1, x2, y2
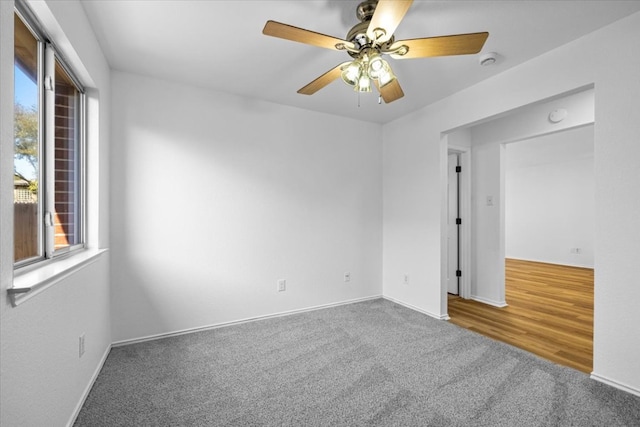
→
(368, 55, 395, 87)
(356, 74, 372, 92)
(377, 66, 396, 87)
(368, 54, 385, 78)
(341, 61, 361, 86)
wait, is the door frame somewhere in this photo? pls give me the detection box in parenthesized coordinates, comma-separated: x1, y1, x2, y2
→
(447, 152, 460, 295)
(445, 143, 471, 300)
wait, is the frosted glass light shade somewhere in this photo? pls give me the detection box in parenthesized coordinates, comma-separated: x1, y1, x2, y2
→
(356, 74, 371, 92)
(341, 62, 361, 86)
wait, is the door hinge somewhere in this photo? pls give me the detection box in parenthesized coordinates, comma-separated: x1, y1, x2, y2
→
(456, 218, 462, 225)
(456, 270, 462, 277)
(455, 166, 462, 173)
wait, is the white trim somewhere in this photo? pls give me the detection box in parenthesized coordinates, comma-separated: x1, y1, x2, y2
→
(67, 343, 112, 427)
(590, 373, 640, 397)
(442, 139, 472, 316)
(383, 296, 450, 320)
(470, 295, 508, 308)
(448, 145, 471, 299)
(10, 248, 108, 306)
(112, 295, 383, 347)
(44, 43, 56, 258)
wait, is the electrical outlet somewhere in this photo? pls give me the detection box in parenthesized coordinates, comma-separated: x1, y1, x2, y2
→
(277, 279, 286, 292)
(570, 247, 582, 254)
(344, 272, 351, 282)
(79, 333, 85, 358)
(404, 274, 409, 285)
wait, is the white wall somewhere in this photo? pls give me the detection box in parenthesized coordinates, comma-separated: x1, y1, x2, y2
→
(506, 126, 594, 268)
(383, 11, 640, 394)
(383, 111, 445, 318)
(0, 1, 111, 426)
(110, 71, 383, 343)
(470, 141, 506, 305)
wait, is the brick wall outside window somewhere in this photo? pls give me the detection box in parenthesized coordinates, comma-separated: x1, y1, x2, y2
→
(53, 65, 79, 250)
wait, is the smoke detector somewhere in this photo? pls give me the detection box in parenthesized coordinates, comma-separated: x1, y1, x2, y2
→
(479, 52, 498, 66)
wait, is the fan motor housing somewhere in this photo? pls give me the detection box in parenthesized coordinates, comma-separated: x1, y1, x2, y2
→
(346, 21, 370, 56)
(347, 1, 394, 58)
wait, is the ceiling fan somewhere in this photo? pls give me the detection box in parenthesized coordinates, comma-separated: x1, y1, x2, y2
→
(263, 0, 489, 104)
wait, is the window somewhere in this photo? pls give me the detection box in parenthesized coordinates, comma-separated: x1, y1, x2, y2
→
(14, 6, 85, 267)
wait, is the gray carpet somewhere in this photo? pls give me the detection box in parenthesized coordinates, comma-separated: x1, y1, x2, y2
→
(74, 298, 640, 426)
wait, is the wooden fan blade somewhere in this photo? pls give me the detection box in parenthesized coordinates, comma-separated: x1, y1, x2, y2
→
(298, 63, 350, 95)
(375, 78, 404, 104)
(367, 0, 413, 44)
(263, 20, 354, 51)
(389, 32, 489, 59)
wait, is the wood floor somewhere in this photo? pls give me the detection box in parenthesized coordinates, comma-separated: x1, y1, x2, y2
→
(447, 258, 593, 373)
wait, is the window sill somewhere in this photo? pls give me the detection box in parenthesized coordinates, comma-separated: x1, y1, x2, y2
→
(10, 248, 108, 307)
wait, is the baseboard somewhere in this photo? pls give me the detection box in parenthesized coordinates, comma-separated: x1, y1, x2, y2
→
(383, 296, 450, 320)
(590, 372, 640, 397)
(112, 295, 383, 347)
(470, 295, 508, 308)
(67, 343, 112, 427)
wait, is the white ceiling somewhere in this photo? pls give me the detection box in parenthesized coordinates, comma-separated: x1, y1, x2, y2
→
(81, 0, 640, 124)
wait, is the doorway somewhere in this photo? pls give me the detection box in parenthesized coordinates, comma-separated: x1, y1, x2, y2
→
(444, 88, 595, 371)
(443, 87, 595, 308)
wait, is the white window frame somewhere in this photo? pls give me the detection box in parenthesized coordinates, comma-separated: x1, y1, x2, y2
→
(13, 2, 87, 270)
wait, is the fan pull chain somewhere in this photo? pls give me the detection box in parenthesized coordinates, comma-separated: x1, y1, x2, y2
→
(378, 94, 382, 104)
(358, 91, 361, 108)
